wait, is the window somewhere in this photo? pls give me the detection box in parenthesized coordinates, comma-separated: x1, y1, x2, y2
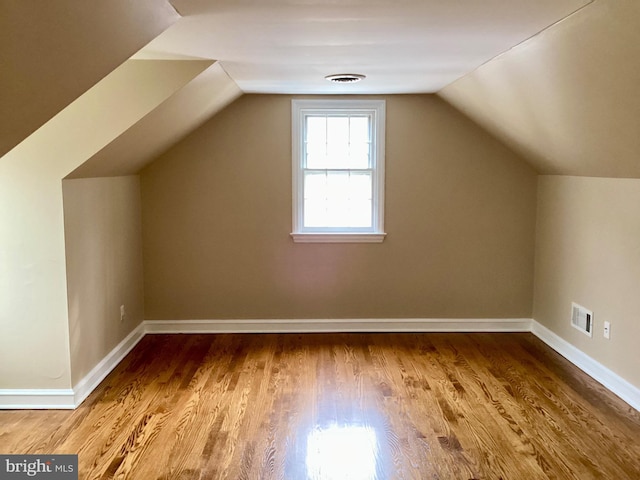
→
(291, 99, 386, 243)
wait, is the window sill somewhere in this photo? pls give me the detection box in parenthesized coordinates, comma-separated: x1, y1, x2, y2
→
(290, 232, 386, 243)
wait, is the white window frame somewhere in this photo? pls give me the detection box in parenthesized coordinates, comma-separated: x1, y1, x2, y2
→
(291, 99, 386, 243)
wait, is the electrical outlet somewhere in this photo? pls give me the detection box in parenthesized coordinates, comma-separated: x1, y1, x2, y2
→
(120, 305, 126, 323)
(603, 321, 611, 339)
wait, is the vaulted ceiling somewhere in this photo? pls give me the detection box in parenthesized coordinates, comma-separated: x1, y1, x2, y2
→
(137, 0, 590, 94)
(0, 0, 179, 158)
(3, 0, 639, 179)
(440, 0, 640, 178)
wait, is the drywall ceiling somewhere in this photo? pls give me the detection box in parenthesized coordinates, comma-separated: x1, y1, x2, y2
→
(439, 0, 640, 178)
(0, 0, 179, 158)
(67, 62, 242, 179)
(136, 0, 592, 94)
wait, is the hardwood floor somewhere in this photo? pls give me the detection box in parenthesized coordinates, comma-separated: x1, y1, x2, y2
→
(1, 333, 639, 479)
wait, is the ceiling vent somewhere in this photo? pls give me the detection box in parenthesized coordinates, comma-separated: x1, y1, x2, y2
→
(325, 74, 366, 84)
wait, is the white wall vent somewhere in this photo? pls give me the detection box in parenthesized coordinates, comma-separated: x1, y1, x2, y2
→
(571, 302, 593, 337)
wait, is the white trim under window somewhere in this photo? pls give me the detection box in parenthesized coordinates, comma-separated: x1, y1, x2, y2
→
(291, 99, 386, 243)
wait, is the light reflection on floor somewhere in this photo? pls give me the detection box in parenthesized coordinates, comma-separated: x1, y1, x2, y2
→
(305, 424, 378, 480)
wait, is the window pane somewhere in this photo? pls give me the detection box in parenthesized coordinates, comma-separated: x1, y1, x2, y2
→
(326, 117, 349, 168)
(306, 117, 327, 145)
(349, 172, 372, 200)
(325, 149, 348, 168)
(306, 117, 327, 168)
(349, 117, 370, 169)
(349, 116, 369, 144)
(309, 116, 372, 169)
(349, 200, 373, 227)
(304, 199, 327, 227)
(326, 172, 350, 200)
(303, 172, 374, 228)
(347, 145, 370, 169)
(327, 117, 349, 146)
(326, 198, 350, 227)
(306, 152, 327, 169)
(307, 141, 326, 154)
(304, 172, 327, 199)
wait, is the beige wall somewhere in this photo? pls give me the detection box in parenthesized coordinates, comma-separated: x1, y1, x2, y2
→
(141, 94, 537, 320)
(63, 177, 145, 386)
(0, 0, 178, 158)
(436, 0, 640, 395)
(0, 60, 210, 390)
(534, 176, 640, 387)
(439, 0, 640, 178)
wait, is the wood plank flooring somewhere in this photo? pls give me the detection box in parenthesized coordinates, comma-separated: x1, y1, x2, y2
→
(1, 333, 639, 479)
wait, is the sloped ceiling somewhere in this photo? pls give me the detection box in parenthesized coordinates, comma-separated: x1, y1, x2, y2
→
(0, 0, 179, 158)
(1, 60, 214, 181)
(69, 0, 592, 179)
(7, 0, 636, 180)
(439, 0, 640, 178)
(138, 0, 591, 94)
(67, 62, 241, 179)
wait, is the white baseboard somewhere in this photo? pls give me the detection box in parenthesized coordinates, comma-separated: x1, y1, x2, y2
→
(2, 318, 638, 413)
(0, 323, 145, 410)
(0, 389, 76, 410)
(72, 323, 146, 407)
(531, 320, 640, 412)
(142, 318, 533, 334)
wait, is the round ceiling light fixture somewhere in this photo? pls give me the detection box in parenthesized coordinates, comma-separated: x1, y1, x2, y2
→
(325, 73, 366, 84)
